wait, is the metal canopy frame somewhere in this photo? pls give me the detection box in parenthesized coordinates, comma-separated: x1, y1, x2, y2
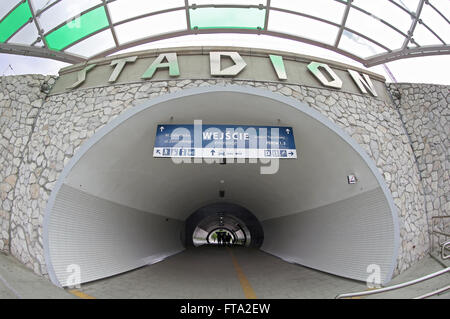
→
(0, 0, 448, 67)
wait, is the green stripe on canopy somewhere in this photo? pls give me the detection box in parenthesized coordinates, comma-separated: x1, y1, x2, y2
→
(45, 6, 109, 51)
(189, 7, 266, 30)
(0, 1, 33, 42)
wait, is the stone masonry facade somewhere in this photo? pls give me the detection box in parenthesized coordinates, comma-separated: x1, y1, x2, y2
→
(388, 83, 449, 252)
(0, 73, 447, 280)
(0, 75, 56, 262)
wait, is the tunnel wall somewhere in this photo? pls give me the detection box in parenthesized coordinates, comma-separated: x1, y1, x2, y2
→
(49, 184, 184, 286)
(0, 56, 446, 281)
(261, 188, 396, 284)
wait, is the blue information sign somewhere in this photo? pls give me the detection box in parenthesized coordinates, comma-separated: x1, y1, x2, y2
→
(153, 124, 297, 159)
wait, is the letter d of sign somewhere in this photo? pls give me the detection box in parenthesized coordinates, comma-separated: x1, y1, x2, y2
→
(307, 62, 343, 89)
(210, 52, 247, 76)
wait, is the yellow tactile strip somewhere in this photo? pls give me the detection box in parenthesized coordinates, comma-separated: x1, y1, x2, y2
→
(227, 248, 257, 299)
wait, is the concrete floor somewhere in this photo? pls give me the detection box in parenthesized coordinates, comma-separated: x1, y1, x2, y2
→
(0, 251, 74, 299)
(79, 246, 449, 299)
(80, 246, 368, 299)
(0, 246, 448, 299)
(365, 255, 450, 299)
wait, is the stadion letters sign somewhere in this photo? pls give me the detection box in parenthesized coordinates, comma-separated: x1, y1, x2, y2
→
(66, 51, 379, 97)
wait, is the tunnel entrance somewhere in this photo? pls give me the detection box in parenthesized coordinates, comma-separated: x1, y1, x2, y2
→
(186, 203, 264, 248)
(44, 86, 399, 288)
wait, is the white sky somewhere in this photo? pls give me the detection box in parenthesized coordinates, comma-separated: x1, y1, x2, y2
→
(0, 0, 449, 84)
(1, 34, 449, 85)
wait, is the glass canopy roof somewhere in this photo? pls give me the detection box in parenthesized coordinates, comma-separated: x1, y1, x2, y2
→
(0, 0, 448, 66)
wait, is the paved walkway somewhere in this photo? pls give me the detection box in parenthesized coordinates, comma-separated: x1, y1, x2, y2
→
(78, 246, 450, 299)
(79, 246, 368, 299)
(0, 251, 74, 299)
(0, 247, 448, 299)
(364, 256, 450, 299)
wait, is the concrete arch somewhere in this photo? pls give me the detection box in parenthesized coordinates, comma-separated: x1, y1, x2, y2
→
(43, 85, 399, 287)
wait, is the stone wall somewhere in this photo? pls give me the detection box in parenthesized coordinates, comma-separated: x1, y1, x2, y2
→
(0, 75, 56, 257)
(0, 75, 438, 279)
(387, 83, 449, 251)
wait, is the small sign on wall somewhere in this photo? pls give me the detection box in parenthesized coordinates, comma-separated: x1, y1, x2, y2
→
(347, 174, 357, 184)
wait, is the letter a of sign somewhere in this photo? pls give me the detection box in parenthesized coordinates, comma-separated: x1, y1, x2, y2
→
(348, 69, 378, 96)
(210, 52, 247, 76)
(141, 53, 180, 79)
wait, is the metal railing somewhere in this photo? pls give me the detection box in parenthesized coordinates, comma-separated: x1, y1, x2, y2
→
(442, 241, 450, 260)
(413, 285, 450, 299)
(335, 267, 450, 299)
(431, 215, 450, 263)
(431, 215, 450, 252)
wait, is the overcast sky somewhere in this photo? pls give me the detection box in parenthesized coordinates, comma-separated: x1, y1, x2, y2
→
(0, 0, 449, 85)
(1, 33, 449, 85)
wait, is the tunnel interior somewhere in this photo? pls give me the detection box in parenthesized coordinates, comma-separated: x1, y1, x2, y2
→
(44, 86, 399, 288)
(187, 203, 264, 248)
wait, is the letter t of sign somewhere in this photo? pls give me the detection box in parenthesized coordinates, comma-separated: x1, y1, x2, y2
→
(109, 56, 138, 82)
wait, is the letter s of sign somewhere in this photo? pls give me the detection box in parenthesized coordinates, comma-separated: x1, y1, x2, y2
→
(67, 64, 96, 90)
